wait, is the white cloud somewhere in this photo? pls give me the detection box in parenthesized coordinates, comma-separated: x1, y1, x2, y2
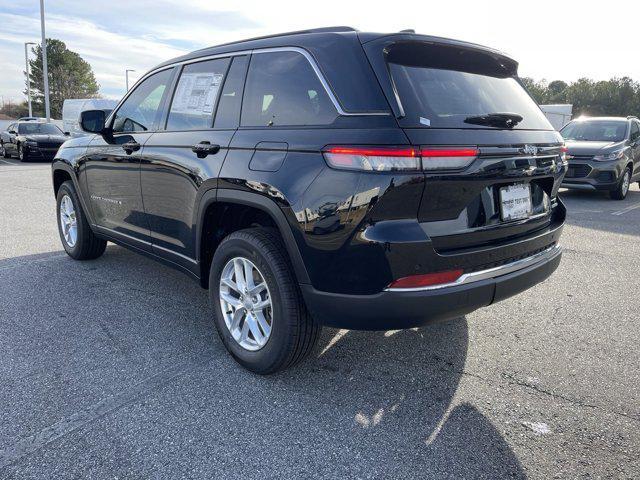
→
(0, 0, 638, 104)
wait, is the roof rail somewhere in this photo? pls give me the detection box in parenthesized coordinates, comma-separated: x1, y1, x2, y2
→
(399, 29, 416, 33)
(196, 26, 357, 52)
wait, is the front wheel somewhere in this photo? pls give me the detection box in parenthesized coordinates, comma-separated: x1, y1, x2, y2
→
(610, 167, 631, 200)
(209, 228, 321, 374)
(56, 180, 107, 260)
(18, 144, 28, 162)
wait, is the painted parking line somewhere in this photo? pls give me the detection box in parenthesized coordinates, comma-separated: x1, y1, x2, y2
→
(612, 202, 640, 216)
(0, 159, 15, 165)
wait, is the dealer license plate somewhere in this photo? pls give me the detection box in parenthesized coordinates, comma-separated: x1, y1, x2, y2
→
(499, 183, 532, 221)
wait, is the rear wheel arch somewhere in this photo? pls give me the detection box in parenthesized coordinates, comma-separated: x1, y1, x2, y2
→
(197, 189, 310, 289)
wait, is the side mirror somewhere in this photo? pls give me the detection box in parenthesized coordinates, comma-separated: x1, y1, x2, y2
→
(64, 131, 71, 136)
(80, 110, 106, 134)
(8, 130, 16, 135)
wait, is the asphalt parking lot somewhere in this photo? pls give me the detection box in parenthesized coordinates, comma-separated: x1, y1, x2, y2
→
(0, 157, 639, 479)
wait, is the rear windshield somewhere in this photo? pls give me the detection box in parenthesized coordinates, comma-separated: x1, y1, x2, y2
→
(560, 120, 627, 142)
(386, 43, 552, 130)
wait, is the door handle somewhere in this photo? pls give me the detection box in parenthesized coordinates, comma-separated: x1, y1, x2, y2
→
(122, 141, 141, 154)
(192, 141, 220, 158)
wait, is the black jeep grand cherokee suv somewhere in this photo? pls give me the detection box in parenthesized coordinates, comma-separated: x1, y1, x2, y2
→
(51, 27, 566, 373)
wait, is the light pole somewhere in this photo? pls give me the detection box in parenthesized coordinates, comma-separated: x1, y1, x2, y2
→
(125, 69, 136, 91)
(24, 42, 36, 117)
(39, 0, 51, 122)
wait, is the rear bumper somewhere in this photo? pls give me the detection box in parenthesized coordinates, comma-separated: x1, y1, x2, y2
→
(302, 245, 562, 330)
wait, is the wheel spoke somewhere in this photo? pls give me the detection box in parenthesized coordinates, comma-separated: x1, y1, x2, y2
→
(253, 298, 271, 311)
(249, 282, 266, 296)
(245, 313, 264, 344)
(221, 277, 240, 295)
(239, 320, 250, 343)
(220, 291, 242, 308)
(230, 308, 245, 332)
(233, 258, 246, 291)
(254, 310, 271, 337)
(242, 258, 255, 290)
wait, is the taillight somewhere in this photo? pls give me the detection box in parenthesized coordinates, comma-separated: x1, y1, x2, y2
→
(322, 145, 478, 172)
(420, 147, 479, 171)
(387, 269, 464, 290)
(560, 145, 568, 163)
(323, 146, 420, 172)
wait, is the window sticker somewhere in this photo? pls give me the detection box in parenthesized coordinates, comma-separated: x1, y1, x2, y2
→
(172, 73, 224, 116)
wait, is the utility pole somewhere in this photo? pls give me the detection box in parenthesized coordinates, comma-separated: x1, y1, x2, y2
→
(24, 42, 36, 117)
(125, 69, 136, 91)
(39, 0, 51, 122)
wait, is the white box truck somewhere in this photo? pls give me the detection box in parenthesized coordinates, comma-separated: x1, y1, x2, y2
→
(539, 104, 573, 131)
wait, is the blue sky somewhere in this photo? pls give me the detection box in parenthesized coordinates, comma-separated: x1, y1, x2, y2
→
(1, 0, 638, 105)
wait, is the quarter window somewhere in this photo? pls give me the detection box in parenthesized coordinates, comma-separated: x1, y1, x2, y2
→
(241, 51, 337, 127)
(167, 58, 230, 131)
(112, 69, 173, 133)
(630, 121, 640, 141)
(214, 56, 248, 129)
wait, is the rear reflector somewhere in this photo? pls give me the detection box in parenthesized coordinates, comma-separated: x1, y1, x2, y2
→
(387, 269, 464, 289)
(323, 145, 478, 172)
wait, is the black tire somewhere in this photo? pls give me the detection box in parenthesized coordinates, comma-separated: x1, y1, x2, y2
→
(209, 227, 321, 374)
(0, 142, 10, 158)
(56, 180, 107, 260)
(18, 143, 28, 162)
(610, 167, 631, 200)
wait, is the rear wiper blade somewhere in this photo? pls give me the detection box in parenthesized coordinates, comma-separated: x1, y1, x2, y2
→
(464, 112, 523, 128)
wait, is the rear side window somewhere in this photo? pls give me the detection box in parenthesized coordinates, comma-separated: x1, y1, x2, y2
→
(167, 58, 230, 131)
(241, 51, 337, 127)
(386, 42, 552, 130)
(214, 56, 248, 129)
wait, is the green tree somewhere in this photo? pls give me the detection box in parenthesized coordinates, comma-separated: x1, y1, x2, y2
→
(26, 39, 99, 118)
(521, 76, 640, 118)
(520, 77, 549, 104)
(547, 80, 568, 103)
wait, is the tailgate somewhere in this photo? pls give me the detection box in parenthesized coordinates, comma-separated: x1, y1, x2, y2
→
(404, 128, 566, 253)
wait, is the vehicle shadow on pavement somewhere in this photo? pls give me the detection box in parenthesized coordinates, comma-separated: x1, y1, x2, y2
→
(283, 324, 526, 478)
(0, 247, 525, 478)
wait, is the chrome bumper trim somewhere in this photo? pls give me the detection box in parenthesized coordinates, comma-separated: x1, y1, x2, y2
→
(385, 245, 562, 292)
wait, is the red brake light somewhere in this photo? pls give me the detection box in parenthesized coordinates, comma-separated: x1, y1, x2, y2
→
(420, 147, 479, 171)
(323, 146, 420, 171)
(322, 146, 479, 172)
(387, 269, 464, 289)
(325, 146, 420, 157)
(421, 148, 479, 157)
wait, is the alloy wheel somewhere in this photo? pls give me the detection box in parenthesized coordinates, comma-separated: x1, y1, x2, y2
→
(622, 170, 630, 196)
(59, 195, 78, 247)
(219, 256, 273, 351)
